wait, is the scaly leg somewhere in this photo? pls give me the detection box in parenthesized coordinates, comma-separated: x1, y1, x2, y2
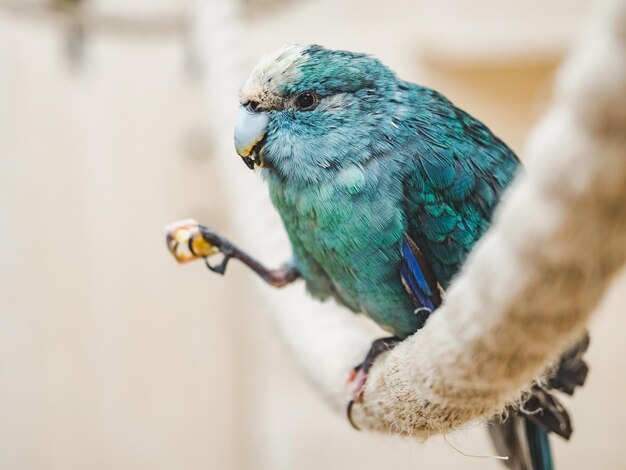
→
(346, 336, 401, 430)
(166, 219, 299, 287)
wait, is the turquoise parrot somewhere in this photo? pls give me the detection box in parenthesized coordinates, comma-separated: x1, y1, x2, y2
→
(168, 45, 589, 470)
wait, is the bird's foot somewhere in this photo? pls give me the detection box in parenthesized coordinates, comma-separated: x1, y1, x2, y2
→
(165, 219, 237, 274)
(346, 336, 401, 430)
(165, 219, 299, 286)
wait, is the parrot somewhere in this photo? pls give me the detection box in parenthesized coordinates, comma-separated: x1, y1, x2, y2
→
(166, 44, 589, 470)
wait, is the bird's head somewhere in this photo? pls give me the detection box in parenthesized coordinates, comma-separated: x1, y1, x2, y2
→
(234, 44, 399, 183)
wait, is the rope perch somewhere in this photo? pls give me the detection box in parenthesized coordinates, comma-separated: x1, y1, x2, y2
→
(348, 0, 626, 434)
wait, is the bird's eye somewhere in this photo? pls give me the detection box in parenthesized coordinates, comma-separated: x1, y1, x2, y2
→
(295, 92, 317, 110)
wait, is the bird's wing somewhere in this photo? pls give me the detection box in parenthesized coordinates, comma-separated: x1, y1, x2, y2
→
(401, 86, 520, 288)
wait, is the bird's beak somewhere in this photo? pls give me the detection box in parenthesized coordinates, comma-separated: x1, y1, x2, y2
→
(234, 107, 269, 169)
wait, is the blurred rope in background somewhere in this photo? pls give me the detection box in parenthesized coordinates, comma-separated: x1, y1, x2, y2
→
(0, 1, 186, 36)
(0, 0, 305, 73)
(0, 0, 187, 67)
(0, 0, 306, 38)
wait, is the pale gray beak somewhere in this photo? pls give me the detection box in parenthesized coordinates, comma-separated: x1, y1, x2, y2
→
(234, 107, 269, 167)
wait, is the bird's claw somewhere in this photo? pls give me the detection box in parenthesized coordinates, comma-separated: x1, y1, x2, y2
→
(204, 252, 231, 275)
(346, 400, 360, 431)
(345, 365, 369, 430)
(344, 336, 402, 431)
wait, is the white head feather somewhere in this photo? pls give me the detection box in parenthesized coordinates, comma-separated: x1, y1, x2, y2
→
(240, 45, 308, 108)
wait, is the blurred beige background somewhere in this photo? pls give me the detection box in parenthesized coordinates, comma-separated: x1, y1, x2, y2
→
(1, 0, 625, 469)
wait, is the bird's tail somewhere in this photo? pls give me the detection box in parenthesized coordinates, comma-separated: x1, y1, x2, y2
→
(525, 419, 553, 470)
(488, 335, 590, 469)
(488, 412, 553, 470)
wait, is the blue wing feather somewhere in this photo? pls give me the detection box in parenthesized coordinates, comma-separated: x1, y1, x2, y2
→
(400, 236, 441, 313)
